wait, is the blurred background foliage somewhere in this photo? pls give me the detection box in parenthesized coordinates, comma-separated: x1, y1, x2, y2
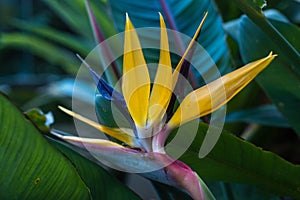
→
(0, 0, 300, 199)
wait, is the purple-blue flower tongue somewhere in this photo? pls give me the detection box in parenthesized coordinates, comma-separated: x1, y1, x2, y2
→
(76, 54, 135, 131)
(76, 54, 123, 102)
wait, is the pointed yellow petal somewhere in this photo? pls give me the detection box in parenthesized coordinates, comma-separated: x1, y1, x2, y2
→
(58, 106, 135, 146)
(122, 14, 150, 128)
(148, 13, 173, 124)
(168, 52, 276, 128)
(53, 133, 124, 148)
(172, 12, 208, 86)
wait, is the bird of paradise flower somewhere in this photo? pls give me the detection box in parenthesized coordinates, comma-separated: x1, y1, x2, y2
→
(53, 12, 276, 200)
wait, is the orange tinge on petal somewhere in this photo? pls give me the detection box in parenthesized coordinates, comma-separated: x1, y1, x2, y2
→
(168, 52, 277, 128)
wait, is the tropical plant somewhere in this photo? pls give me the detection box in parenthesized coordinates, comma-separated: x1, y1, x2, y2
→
(0, 0, 299, 199)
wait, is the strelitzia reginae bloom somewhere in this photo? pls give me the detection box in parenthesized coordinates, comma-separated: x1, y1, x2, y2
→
(53, 13, 276, 200)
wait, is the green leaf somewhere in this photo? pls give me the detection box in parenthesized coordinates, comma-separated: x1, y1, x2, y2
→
(108, 0, 231, 77)
(151, 181, 192, 200)
(41, 0, 92, 38)
(207, 181, 280, 200)
(11, 20, 91, 55)
(0, 93, 90, 199)
(227, 182, 280, 200)
(0, 33, 79, 74)
(224, 9, 289, 42)
(226, 105, 289, 128)
(175, 122, 300, 199)
(233, 0, 300, 76)
(49, 138, 141, 200)
(238, 15, 300, 135)
(85, 0, 118, 38)
(42, 0, 116, 39)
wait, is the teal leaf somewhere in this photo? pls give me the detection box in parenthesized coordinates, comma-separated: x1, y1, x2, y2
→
(238, 14, 300, 135)
(151, 181, 192, 200)
(233, 0, 300, 76)
(207, 181, 280, 200)
(108, 0, 231, 77)
(224, 9, 289, 42)
(226, 105, 289, 128)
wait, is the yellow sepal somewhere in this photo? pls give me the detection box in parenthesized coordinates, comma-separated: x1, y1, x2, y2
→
(54, 134, 124, 148)
(58, 106, 135, 146)
(172, 12, 208, 87)
(122, 13, 150, 128)
(148, 13, 173, 125)
(168, 52, 276, 128)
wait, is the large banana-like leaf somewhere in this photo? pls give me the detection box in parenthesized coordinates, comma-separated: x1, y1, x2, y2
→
(238, 13, 300, 135)
(25, 108, 141, 199)
(233, 0, 300, 75)
(0, 92, 141, 199)
(175, 121, 300, 199)
(0, 93, 90, 199)
(50, 139, 141, 200)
